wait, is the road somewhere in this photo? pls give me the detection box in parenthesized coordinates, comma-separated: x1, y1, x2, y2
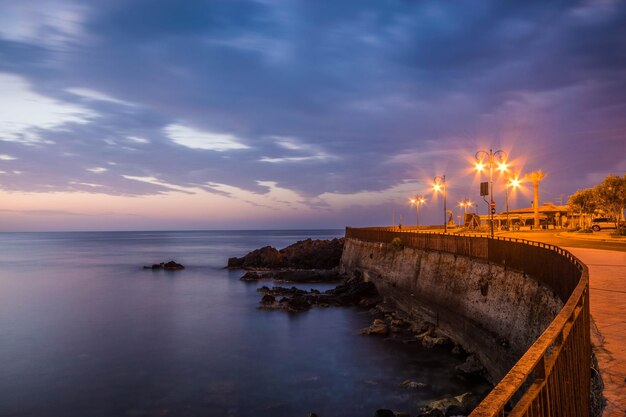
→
(498, 229, 626, 252)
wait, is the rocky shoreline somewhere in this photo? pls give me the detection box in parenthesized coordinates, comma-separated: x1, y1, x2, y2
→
(228, 238, 493, 417)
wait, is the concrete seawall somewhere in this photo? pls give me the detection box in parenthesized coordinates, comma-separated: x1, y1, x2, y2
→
(340, 238, 563, 383)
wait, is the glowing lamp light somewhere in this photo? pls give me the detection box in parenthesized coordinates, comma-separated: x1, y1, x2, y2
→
(498, 162, 509, 173)
(509, 178, 521, 188)
(474, 161, 485, 172)
(433, 183, 441, 192)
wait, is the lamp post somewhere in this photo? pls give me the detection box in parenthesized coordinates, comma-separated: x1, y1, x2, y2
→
(433, 175, 447, 233)
(504, 177, 521, 230)
(409, 195, 426, 227)
(458, 198, 472, 226)
(475, 148, 507, 238)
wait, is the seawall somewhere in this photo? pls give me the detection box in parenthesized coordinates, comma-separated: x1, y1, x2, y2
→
(340, 238, 564, 383)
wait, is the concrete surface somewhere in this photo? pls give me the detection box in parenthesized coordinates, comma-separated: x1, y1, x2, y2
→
(564, 247, 626, 417)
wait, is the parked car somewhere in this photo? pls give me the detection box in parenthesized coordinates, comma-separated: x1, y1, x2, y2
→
(590, 217, 618, 231)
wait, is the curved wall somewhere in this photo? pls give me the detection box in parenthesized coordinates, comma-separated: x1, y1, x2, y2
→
(340, 238, 563, 383)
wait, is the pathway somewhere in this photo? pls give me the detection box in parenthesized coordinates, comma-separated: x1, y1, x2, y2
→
(565, 247, 626, 417)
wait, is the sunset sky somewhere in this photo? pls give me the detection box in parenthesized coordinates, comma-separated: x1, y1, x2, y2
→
(1, 1, 625, 231)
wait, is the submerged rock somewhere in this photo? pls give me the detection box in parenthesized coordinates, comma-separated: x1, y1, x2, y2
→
(400, 380, 429, 390)
(258, 276, 381, 312)
(455, 354, 486, 376)
(240, 269, 343, 283)
(360, 319, 389, 335)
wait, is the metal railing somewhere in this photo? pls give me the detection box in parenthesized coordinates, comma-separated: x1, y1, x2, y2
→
(345, 227, 590, 417)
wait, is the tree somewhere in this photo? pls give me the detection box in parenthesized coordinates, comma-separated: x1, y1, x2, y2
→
(595, 174, 626, 227)
(568, 188, 598, 228)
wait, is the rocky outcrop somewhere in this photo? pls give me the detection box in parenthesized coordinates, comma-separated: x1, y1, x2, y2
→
(240, 269, 343, 283)
(144, 260, 185, 270)
(227, 238, 344, 270)
(257, 276, 380, 312)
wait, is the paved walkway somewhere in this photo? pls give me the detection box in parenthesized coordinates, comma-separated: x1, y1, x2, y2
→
(565, 247, 626, 417)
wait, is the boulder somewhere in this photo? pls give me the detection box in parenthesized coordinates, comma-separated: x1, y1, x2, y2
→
(400, 380, 429, 390)
(417, 409, 444, 417)
(455, 354, 486, 376)
(260, 294, 276, 305)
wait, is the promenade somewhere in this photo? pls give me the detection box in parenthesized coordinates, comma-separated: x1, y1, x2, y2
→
(565, 247, 626, 417)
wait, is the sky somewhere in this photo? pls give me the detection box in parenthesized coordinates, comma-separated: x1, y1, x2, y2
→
(0, 0, 625, 231)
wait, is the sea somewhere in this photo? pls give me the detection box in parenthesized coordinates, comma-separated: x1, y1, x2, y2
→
(0, 230, 488, 417)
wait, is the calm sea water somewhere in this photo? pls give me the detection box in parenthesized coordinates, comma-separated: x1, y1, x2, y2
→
(0, 230, 485, 417)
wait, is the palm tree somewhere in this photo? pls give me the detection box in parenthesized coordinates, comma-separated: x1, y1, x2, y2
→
(526, 170, 545, 229)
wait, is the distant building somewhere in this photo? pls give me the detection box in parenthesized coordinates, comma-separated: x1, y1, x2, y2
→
(478, 203, 570, 230)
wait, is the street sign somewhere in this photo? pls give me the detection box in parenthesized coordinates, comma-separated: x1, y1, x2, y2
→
(480, 182, 489, 196)
(490, 201, 496, 208)
(491, 207, 496, 214)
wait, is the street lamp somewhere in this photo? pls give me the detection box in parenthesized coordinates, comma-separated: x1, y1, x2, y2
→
(409, 195, 426, 227)
(458, 198, 472, 226)
(504, 177, 521, 230)
(475, 148, 507, 238)
(433, 175, 447, 233)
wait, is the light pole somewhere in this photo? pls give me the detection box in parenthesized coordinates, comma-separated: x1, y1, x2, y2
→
(409, 195, 426, 227)
(475, 148, 507, 238)
(433, 175, 447, 233)
(458, 198, 472, 227)
(504, 177, 521, 230)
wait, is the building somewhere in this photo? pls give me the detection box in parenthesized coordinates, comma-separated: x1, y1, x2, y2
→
(478, 203, 570, 230)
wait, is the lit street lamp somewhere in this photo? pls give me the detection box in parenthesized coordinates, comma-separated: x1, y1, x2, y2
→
(504, 177, 521, 230)
(409, 195, 426, 227)
(475, 148, 507, 238)
(458, 198, 472, 226)
(433, 175, 447, 233)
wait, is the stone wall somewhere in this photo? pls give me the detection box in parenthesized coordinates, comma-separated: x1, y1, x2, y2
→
(340, 238, 563, 383)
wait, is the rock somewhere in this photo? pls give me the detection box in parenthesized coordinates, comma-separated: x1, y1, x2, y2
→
(451, 345, 464, 355)
(428, 397, 464, 415)
(227, 238, 345, 270)
(455, 354, 486, 376)
(228, 246, 283, 269)
(455, 392, 483, 413)
(400, 380, 428, 390)
(145, 260, 185, 270)
(260, 294, 276, 305)
(417, 409, 444, 417)
(374, 410, 395, 417)
(361, 319, 389, 335)
(283, 296, 311, 313)
(422, 335, 451, 349)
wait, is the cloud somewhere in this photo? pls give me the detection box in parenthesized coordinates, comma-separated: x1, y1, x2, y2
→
(67, 87, 135, 106)
(0, 72, 95, 144)
(86, 167, 107, 173)
(0, 154, 17, 160)
(127, 135, 149, 144)
(0, 1, 625, 229)
(164, 123, 249, 151)
(0, 1, 87, 48)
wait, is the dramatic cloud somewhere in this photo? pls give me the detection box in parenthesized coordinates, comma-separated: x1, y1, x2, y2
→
(0, 0, 625, 229)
